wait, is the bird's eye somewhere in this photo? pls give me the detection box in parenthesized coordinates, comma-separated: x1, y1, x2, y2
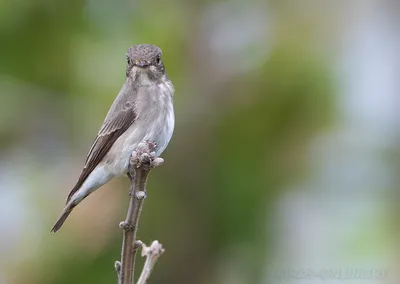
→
(127, 57, 131, 65)
(156, 55, 161, 64)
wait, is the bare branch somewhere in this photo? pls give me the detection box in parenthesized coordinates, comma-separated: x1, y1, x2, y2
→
(116, 142, 164, 284)
(137, 241, 165, 284)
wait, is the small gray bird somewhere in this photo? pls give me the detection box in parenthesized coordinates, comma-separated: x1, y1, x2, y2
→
(51, 44, 175, 232)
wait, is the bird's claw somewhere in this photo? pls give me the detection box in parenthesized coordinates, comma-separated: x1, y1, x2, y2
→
(130, 141, 163, 171)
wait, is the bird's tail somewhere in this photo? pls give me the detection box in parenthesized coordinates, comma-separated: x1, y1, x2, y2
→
(50, 202, 76, 233)
(51, 171, 105, 232)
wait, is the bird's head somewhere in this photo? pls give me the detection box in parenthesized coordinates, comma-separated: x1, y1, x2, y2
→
(126, 44, 166, 83)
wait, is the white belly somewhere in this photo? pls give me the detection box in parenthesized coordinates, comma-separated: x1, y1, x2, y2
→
(107, 112, 174, 175)
(103, 82, 174, 176)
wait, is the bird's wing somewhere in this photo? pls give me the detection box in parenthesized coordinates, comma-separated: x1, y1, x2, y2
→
(66, 82, 137, 202)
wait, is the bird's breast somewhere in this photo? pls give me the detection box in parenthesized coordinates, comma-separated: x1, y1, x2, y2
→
(105, 81, 174, 175)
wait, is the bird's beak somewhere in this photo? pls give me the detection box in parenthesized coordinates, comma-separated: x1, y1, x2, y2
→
(135, 60, 150, 67)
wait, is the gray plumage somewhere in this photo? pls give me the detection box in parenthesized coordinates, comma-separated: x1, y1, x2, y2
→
(51, 44, 174, 232)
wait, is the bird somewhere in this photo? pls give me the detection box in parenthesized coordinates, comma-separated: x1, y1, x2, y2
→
(51, 44, 175, 232)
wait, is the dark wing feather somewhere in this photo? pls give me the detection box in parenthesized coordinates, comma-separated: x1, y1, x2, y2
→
(66, 84, 137, 203)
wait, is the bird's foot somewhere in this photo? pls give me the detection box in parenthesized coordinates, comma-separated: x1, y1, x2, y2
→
(130, 142, 164, 171)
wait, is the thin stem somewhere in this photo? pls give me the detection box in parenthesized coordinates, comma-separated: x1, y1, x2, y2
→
(119, 168, 149, 284)
(137, 241, 165, 284)
(115, 142, 164, 284)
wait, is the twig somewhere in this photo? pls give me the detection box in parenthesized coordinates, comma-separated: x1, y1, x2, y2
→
(137, 241, 165, 284)
(115, 142, 164, 284)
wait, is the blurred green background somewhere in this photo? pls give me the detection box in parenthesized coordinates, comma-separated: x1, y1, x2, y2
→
(0, 0, 398, 283)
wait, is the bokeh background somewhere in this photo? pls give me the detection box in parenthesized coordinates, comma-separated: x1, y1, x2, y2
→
(0, 0, 399, 283)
